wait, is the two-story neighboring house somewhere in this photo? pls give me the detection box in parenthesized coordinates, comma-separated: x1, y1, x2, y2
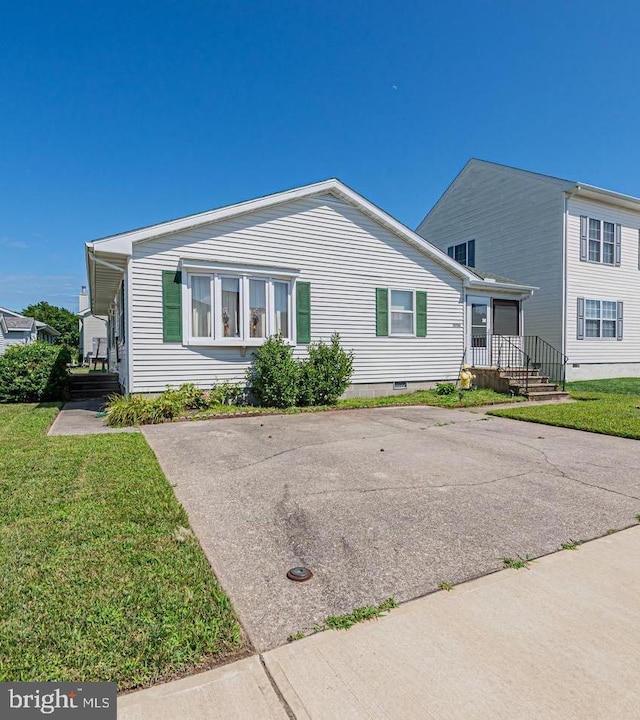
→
(417, 159, 640, 381)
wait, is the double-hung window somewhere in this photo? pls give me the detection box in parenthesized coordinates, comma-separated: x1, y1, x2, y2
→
(585, 299, 617, 338)
(447, 240, 475, 267)
(582, 217, 618, 265)
(390, 290, 414, 335)
(186, 269, 293, 344)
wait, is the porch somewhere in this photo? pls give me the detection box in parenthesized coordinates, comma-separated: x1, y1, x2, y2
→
(469, 334, 569, 400)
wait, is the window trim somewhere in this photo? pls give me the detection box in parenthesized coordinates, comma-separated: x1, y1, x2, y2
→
(447, 240, 475, 268)
(585, 217, 616, 266)
(182, 264, 295, 346)
(388, 288, 416, 337)
(583, 298, 618, 340)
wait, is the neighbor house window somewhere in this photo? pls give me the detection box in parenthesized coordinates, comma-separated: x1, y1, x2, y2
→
(185, 270, 293, 344)
(585, 299, 617, 338)
(585, 218, 616, 265)
(390, 290, 414, 335)
(447, 239, 475, 267)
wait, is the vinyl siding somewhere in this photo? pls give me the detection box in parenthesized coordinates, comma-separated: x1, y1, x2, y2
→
(80, 314, 107, 358)
(0, 326, 4, 356)
(417, 160, 572, 351)
(565, 195, 640, 373)
(3, 330, 34, 348)
(128, 194, 465, 393)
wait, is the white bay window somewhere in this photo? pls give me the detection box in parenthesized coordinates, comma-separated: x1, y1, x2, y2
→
(184, 265, 294, 345)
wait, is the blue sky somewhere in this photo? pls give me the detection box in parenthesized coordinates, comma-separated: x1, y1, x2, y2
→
(2, 1, 640, 311)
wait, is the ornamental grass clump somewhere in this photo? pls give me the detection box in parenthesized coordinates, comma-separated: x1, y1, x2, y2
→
(105, 381, 244, 426)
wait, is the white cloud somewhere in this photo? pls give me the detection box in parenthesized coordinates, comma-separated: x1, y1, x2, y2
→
(0, 237, 28, 250)
(1, 274, 83, 312)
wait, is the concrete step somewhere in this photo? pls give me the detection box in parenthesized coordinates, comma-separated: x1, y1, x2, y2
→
(500, 371, 548, 382)
(523, 391, 571, 402)
(512, 382, 558, 393)
(69, 374, 119, 383)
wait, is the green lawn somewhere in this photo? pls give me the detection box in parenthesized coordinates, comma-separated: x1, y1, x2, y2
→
(489, 378, 640, 439)
(0, 404, 243, 689)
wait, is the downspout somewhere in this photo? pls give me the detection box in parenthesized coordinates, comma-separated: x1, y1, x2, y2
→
(125, 257, 133, 396)
(563, 186, 580, 362)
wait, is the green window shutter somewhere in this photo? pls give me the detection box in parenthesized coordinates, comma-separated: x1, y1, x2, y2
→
(296, 281, 311, 344)
(162, 270, 182, 342)
(416, 291, 427, 337)
(376, 288, 389, 336)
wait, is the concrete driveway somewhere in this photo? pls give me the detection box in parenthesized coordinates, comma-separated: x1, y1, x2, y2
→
(142, 406, 640, 651)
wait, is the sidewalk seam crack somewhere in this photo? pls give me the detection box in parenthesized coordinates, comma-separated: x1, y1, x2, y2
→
(259, 654, 298, 720)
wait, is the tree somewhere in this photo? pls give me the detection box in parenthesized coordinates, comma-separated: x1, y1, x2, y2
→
(22, 301, 79, 350)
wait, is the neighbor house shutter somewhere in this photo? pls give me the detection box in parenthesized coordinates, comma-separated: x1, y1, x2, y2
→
(617, 301, 624, 340)
(375, 288, 389, 336)
(416, 291, 427, 337)
(296, 282, 311, 344)
(467, 239, 475, 268)
(615, 224, 622, 266)
(162, 270, 182, 342)
(447, 246, 454, 258)
(579, 216, 588, 261)
(577, 297, 585, 340)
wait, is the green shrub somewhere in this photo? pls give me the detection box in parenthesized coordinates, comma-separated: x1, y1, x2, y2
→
(0, 342, 70, 402)
(208, 381, 243, 406)
(246, 335, 300, 408)
(434, 382, 457, 396)
(298, 333, 354, 406)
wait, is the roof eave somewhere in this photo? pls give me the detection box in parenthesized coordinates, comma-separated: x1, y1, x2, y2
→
(86, 178, 478, 283)
(568, 184, 640, 211)
(465, 278, 538, 294)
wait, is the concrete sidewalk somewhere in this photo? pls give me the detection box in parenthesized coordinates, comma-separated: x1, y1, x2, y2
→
(48, 398, 138, 435)
(118, 526, 640, 719)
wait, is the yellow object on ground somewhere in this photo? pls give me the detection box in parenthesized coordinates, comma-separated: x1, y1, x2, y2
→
(459, 364, 476, 390)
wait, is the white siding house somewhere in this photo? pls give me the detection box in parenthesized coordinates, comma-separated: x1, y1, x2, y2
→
(418, 159, 640, 381)
(0, 306, 60, 354)
(86, 179, 532, 396)
(78, 286, 107, 364)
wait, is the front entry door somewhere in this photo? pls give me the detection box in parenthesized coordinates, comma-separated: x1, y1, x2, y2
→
(468, 297, 491, 366)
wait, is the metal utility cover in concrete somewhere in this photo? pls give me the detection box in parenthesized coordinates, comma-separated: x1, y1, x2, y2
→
(143, 406, 640, 651)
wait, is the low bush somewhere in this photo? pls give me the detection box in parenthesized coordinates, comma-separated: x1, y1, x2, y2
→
(434, 382, 457, 396)
(298, 334, 354, 406)
(105, 381, 245, 426)
(245, 335, 300, 408)
(0, 342, 70, 402)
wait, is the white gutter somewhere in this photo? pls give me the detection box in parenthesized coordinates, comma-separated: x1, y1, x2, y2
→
(464, 279, 537, 293)
(562, 186, 580, 362)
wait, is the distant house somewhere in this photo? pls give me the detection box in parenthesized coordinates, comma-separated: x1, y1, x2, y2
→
(85, 179, 534, 396)
(0, 306, 60, 355)
(417, 159, 640, 381)
(78, 286, 107, 364)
